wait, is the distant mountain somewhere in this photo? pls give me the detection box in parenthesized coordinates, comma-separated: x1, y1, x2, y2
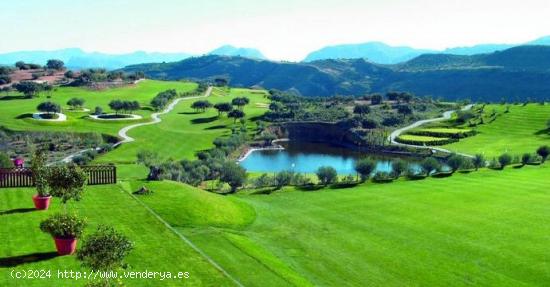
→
(208, 45, 266, 59)
(303, 36, 550, 64)
(304, 42, 435, 64)
(120, 46, 550, 102)
(0, 48, 193, 70)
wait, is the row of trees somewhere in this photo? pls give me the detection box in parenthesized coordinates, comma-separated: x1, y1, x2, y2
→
(108, 100, 140, 114)
(190, 97, 250, 123)
(150, 89, 178, 111)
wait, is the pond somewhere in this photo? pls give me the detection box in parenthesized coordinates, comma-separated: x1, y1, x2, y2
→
(239, 141, 422, 174)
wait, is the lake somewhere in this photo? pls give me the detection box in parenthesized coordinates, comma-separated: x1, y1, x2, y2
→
(239, 141, 421, 174)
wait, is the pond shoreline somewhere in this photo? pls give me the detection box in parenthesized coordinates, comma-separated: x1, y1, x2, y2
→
(237, 138, 289, 162)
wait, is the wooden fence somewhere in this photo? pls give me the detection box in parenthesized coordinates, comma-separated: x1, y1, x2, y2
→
(0, 165, 117, 188)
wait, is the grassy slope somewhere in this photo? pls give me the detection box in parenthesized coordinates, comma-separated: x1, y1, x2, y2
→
(178, 165, 550, 286)
(0, 184, 233, 286)
(96, 87, 269, 164)
(0, 80, 197, 136)
(444, 104, 550, 157)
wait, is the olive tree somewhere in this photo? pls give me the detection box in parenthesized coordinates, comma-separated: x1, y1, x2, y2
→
(316, 166, 337, 186)
(498, 153, 512, 169)
(473, 154, 485, 170)
(446, 154, 464, 173)
(421, 157, 440, 175)
(37, 101, 61, 114)
(354, 159, 375, 182)
(536, 145, 549, 163)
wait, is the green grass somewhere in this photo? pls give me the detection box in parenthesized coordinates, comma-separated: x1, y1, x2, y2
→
(0, 184, 233, 286)
(444, 104, 550, 157)
(415, 128, 472, 134)
(96, 87, 269, 164)
(0, 80, 197, 136)
(398, 134, 447, 142)
(179, 165, 550, 286)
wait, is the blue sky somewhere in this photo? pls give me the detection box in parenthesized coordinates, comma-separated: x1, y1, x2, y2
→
(1, 0, 549, 60)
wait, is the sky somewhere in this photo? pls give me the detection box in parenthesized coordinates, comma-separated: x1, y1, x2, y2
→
(1, 0, 549, 61)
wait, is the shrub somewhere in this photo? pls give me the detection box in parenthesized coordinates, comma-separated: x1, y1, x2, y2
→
(31, 150, 49, 196)
(252, 173, 275, 188)
(93, 106, 103, 115)
(473, 154, 485, 170)
(446, 154, 464, 172)
(421, 157, 440, 175)
(40, 213, 87, 239)
(37, 101, 61, 114)
(67, 98, 85, 109)
(354, 159, 375, 182)
(0, 152, 13, 168)
(536, 145, 549, 163)
(391, 159, 407, 178)
(316, 166, 337, 186)
(47, 164, 88, 204)
(521, 153, 533, 166)
(498, 153, 512, 169)
(77, 225, 134, 271)
(220, 162, 247, 193)
(373, 171, 394, 183)
(274, 170, 294, 189)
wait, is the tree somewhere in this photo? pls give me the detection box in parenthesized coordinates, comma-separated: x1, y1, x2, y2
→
(521, 153, 533, 166)
(31, 150, 48, 196)
(228, 109, 245, 123)
(316, 166, 337, 186)
(214, 102, 233, 116)
(46, 59, 65, 70)
(274, 170, 294, 189)
(473, 154, 485, 170)
(220, 162, 247, 193)
(67, 98, 85, 109)
(421, 157, 440, 175)
(498, 153, 512, 169)
(191, 100, 212, 113)
(391, 159, 407, 178)
(354, 159, 375, 182)
(15, 61, 26, 70)
(14, 81, 43, 98)
(353, 104, 371, 117)
(125, 101, 140, 114)
(108, 100, 123, 114)
(370, 93, 383, 105)
(397, 105, 413, 118)
(94, 106, 103, 115)
(64, 70, 75, 79)
(47, 164, 88, 205)
(0, 152, 13, 168)
(269, 102, 284, 112)
(446, 154, 464, 173)
(232, 97, 250, 110)
(77, 225, 133, 286)
(536, 145, 549, 163)
(37, 101, 61, 114)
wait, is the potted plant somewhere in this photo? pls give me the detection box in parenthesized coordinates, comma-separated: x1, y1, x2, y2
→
(31, 150, 51, 210)
(40, 163, 88, 254)
(40, 213, 87, 255)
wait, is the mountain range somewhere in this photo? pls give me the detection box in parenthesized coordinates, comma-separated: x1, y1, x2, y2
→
(303, 36, 550, 64)
(0, 45, 264, 70)
(120, 45, 550, 102)
(1, 36, 549, 69)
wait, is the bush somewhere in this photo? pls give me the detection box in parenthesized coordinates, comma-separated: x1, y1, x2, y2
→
(498, 153, 512, 169)
(93, 106, 103, 115)
(536, 145, 549, 163)
(40, 213, 87, 239)
(354, 159, 375, 182)
(47, 164, 88, 204)
(521, 153, 533, 166)
(473, 154, 485, 170)
(446, 154, 464, 172)
(316, 166, 337, 186)
(274, 170, 294, 189)
(372, 171, 394, 183)
(37, 101, 61, 114)
(395, 136, 458, 146)
(77, 225, 134, 271)
(252, 173, 275, 188)
(391, 159, 407, 178)
(421, 157, 440, 175)
(220, 162, 247, 193)
(0, 152, 13, 168)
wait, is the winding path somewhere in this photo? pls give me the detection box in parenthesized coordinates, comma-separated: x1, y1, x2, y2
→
(388, 104, 474, 158)
(57, 86, 212, 163)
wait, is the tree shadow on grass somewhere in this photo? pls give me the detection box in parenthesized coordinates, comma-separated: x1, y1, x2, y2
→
(0, 208, 35, 216)
(0, 252, 59, 267)
(534, 129, 550, 135)
(179, 111, 201, 115)
(191, 116, 218, 124)
(15, 113, 33, 119)
(0, 95, 28, 101)
(204, 125, 227, 130)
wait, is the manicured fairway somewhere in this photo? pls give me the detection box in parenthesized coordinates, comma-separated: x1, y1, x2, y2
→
(0, 80, 197, 136)
(0, 184, 233, 286)
(96, 87, 269, 164)
(144, 165, 550, 286)
(444, 104, 550, 157)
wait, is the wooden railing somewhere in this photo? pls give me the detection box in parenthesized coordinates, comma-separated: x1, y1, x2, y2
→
(0, 165, 117, 188)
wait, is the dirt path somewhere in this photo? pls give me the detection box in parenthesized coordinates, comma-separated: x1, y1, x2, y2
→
(57, 86, 212, 163)
(388, 104, 474, 158)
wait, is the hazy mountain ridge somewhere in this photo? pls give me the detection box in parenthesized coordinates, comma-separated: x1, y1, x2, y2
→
(121, 45, 550, 101)
(303, 36, 550, 64)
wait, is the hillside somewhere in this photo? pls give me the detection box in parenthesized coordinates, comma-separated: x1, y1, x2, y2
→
(121, 46, 550, 101)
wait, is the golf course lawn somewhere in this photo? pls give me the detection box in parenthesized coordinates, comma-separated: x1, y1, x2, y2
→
(0, 80, 197, 136)
(0, 184, 233, 286)
(130, 165, 550, 287)
(96, 87, 269, 164)
(444, 104, 550, 157)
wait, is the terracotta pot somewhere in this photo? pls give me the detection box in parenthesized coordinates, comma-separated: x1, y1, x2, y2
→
(53, 237, 77, 255)
(32, 195, 52, 210)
